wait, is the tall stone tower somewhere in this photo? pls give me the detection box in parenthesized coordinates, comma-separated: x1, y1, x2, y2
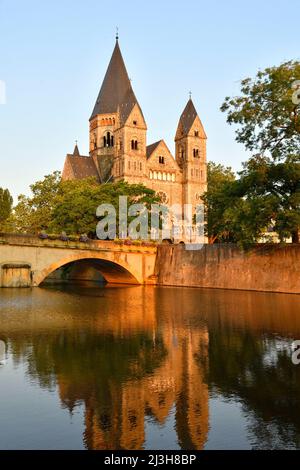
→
(175, 99, 207, 208)
(89, 37, 147, 184)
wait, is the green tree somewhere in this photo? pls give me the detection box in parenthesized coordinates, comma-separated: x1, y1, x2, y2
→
(221, 60, 300, 161)
(13, 171, 61, 233)
(202, 162, 236, 243)
(0, 188, 13, 231)
(220, 61, 300, 244)
(50, 179, 161, 237)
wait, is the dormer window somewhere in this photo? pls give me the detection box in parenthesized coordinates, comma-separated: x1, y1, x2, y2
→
(159, 156, 165, 164)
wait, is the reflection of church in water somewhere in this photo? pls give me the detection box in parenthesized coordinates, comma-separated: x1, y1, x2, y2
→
(56, 288, 209, 450)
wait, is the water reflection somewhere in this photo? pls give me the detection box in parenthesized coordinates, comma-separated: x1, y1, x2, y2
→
(0, 285, 300, 449)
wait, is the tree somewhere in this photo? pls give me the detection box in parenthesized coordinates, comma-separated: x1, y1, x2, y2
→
(13, 171, 61, 233)
(220, 61, 300, 244)
(50, 179, 161, 237)
(0, 188, 13, 229)
(221, 61, 300, 161)
(202, 162, 236, 243)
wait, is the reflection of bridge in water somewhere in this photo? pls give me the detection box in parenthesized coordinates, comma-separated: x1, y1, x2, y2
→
(0, 234, 157, 287)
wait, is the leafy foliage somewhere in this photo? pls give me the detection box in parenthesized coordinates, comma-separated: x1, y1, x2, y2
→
(221, 61, 300, 161)
(0, 188, 13, 230)
(11, 173, 161, 237)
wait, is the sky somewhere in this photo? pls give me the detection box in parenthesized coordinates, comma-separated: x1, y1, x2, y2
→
(0, 0, 299, 201)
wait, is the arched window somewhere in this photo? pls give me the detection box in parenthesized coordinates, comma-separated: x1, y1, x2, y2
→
(150, 170, 153, 179)
(193, 148, 199, 158)
(153, 171, 157, 179)
(131, 140, 135, 150)
(167, 173, 171, 181)
(163, 172, 166, 181)
(172, 174, 175, 182)
(158, 172, 162, 180)
(159, 156, 165, 164)
(103, 136, 106, 147)
(134, 140, 138, 150)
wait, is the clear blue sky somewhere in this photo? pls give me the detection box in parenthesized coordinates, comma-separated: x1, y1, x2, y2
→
(0, 0, 299, 200)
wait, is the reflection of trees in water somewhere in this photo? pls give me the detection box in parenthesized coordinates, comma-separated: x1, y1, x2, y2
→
(207, 328, 300, 449)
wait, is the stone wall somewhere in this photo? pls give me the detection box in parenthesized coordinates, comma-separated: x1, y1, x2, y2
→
(155, 244, 300, 294)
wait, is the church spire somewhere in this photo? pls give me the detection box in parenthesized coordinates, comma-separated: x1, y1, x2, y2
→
(73, 141, 80, 156)
(90, 39, 138, 120)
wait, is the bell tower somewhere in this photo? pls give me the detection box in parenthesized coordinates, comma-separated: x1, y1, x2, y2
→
(89, 37, 147, 183)
(175, 98, 207, 208)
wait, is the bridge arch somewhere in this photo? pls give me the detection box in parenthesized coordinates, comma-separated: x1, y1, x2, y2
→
(34, 253, 143, 286)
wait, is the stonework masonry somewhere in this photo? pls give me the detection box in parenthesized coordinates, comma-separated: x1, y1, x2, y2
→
(155, 244, 300, 294)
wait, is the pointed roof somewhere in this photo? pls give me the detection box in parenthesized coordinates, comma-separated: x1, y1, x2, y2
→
(90, 40, 140, 121)
(73, 143, 80, 156)
(179, 99, 198, 134)
(146, 140, 162, 159)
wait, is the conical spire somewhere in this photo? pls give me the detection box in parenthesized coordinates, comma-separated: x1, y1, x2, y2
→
(179, 98, 198, 135)
(73, 142, 80, 156)
(90, 40, 137, 120)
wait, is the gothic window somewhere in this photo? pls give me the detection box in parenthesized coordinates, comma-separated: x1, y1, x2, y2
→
(104, 132, 113, 148)
(194, 130, 199, 137)
(131, 140, 134, 150)
(193, 148, 199, 158)
(134, 140, 138, 150)
(180, 148, 185, 160)
(159, 156, 165, 164)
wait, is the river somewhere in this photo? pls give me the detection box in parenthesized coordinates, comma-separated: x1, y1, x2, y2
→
(0, 284, 300, 449)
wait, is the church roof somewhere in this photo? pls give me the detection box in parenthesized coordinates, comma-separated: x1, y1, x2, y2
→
(146, 140, 162, 159)
(90, 40, 142, 122)
(179, 99, 198, 134)
(65, 154, 100, 181)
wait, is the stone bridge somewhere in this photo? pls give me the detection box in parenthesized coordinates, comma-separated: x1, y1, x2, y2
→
(0, 234, 158, 287)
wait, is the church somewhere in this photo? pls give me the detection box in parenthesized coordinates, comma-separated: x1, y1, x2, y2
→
(62, 37, 207, 210)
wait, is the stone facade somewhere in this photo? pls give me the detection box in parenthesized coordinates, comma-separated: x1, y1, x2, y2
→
(62, 39, 207, 211)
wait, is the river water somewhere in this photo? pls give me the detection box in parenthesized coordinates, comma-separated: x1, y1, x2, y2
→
(0, 284, 300, 450)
